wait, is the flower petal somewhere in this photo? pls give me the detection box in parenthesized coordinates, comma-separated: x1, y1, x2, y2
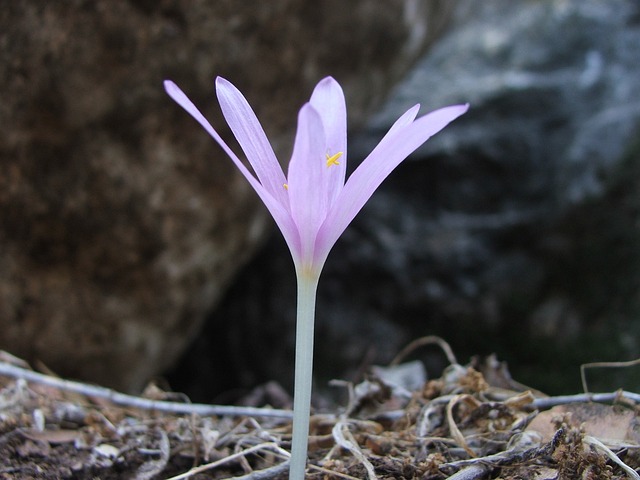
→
(314, 103, 469, 265)
(215, 77, 289, 207)
(379, 104, 421, 142)
(164, 80, 263, 193)
(164, 80, 301, 258)
(287, 103, 327, 261)
(309, 77, 347, 206)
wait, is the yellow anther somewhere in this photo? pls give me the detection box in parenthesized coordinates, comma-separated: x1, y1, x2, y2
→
(283, 183, 289, 190)
(325, 151, 343, 168)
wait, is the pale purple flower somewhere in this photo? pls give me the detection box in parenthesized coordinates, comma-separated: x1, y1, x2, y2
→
(164, 77, 468, 277)
(165, 76, 467, 479)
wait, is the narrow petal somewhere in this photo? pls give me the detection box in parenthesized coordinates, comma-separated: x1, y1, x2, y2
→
(215, 77, 289, 207)
(314, 103, 469, 265)
(287, 103, 327, 261)
(164, 80, 301, 258)
(309, 77, 347, 206)
(379, 104, 421, 142)
(164, 80, 245, 169)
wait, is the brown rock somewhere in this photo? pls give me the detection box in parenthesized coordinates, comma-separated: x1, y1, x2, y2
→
(0, 1, 454, 391)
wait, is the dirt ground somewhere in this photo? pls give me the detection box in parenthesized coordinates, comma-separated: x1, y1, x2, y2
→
(0, 342, 638, 480)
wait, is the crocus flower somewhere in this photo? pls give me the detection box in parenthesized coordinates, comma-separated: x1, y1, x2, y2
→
(164, 76, 467, 479)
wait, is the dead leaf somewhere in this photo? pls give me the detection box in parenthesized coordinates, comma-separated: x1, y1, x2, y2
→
(526, 402, 640, 446)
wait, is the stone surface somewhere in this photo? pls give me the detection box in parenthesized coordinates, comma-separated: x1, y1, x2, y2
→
(0, 0, 454, 391)
(171, 0, 640, 400)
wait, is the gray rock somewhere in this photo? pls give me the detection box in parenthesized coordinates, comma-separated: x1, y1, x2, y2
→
(351, 0, 640, 392)
(179, 0, 640, 399)
(0, 1, 454, 391)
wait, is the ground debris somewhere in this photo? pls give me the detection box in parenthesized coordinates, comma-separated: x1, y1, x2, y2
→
(0, 342, 638, 479)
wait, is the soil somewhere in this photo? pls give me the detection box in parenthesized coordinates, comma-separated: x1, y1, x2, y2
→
(0, 346, 638, 479)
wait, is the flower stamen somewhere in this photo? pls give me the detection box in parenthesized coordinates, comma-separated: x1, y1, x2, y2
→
(325, 151, 343, 168)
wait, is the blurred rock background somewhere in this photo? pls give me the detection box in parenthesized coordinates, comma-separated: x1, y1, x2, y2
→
(0, 0, 452, 392)
(170, 0, 640, 401)
(2, 0, 639, 400)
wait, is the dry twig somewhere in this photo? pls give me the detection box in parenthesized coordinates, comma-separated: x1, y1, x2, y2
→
(530, 391, 640, 409)
(446, 394, 479, 458)
(390, 335, 458, 366)
(165, 442, 290, 480)
(332, 421, 378, 480)
(0, 362, 292, 419)
(445, 464, 491, 480)
(580, 357, 640, 394)
(583, 435, 640, 480)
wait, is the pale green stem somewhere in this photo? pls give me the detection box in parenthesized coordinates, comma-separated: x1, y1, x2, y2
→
(289, 269, 320, 480)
